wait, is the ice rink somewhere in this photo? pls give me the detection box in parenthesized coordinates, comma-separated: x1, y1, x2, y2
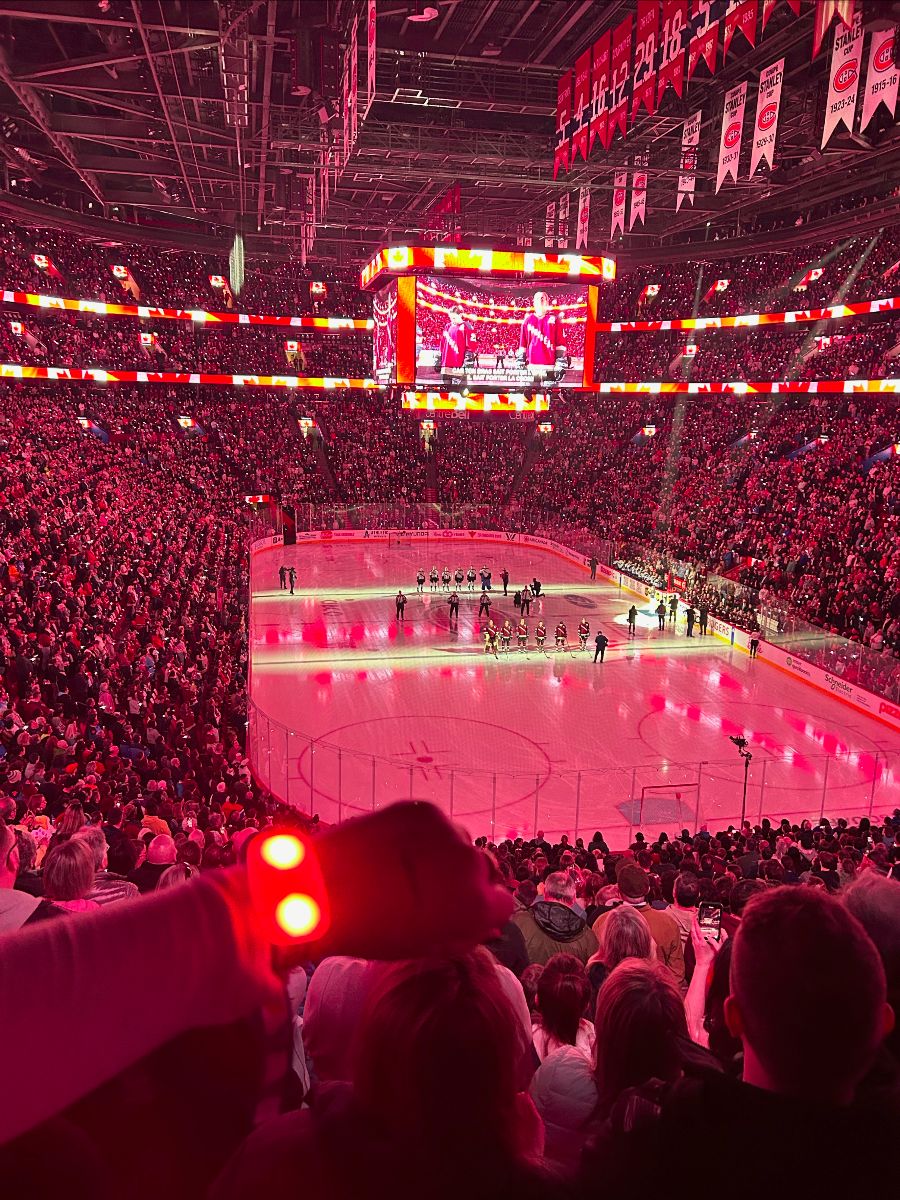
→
(249, 538, 900, 843)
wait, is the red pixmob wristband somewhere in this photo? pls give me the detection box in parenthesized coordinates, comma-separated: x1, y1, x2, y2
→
(247, 831, 331, 945)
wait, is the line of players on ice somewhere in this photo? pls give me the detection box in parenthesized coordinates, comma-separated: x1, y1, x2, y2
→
(402, 564, 610, 661)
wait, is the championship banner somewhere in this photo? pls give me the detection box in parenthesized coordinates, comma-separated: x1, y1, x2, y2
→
(723, 0, 758, 58)
(749, 57, 783, 177)
(676, 109, 702, 210)
(658, 0, 688, 103)
(342, 45, 350, 165)
(589, 30, 612, 154)
(822, 9, 862, 148)
(609, 14, 634, 142)
(716, 81, 747, 192)
(557, 191, 570, 249)
(611, 171, 628, 237)
(366, 0, 376, 116)
(572, 48, 592, 162)
(813, 0, 857, 61)
(629, 155, 648, 229)
(576, 186, 591, 249)
(632, 0, 660, 119)
(554, 70, 573, 177)
(350, 13, 359, 145)
(689, 0, 719, 79)
(545, 201, 557, 248)
(861, 24, 899, 131)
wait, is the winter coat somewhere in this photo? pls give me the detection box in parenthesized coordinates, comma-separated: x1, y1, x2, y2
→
(511, 900, 599, 965)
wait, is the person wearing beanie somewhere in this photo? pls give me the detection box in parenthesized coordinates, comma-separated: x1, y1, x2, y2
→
(592, 862, 685, 988)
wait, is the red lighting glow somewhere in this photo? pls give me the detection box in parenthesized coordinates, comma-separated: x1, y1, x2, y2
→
(260, 834, 305, 870)
(276, 893, 321, 937)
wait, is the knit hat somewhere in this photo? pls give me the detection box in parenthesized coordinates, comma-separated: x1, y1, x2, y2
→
(616, 861, 650, 899)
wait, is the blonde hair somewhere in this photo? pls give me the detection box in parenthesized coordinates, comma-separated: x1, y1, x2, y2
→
(600, 904, 653, 968)
(43, 838, 95, 902)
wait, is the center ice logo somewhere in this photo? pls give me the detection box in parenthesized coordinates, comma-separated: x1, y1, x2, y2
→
(834, 61, 858, 92)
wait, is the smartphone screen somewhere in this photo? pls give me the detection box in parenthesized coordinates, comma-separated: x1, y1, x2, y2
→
(698, 901, 723, 942)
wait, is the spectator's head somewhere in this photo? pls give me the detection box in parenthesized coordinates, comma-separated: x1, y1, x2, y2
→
(14, 827, 37, 875)
(727, 888, 892, 1103)
(535, 953, 591, 1046)
(353, 949, 532, 1165)
(55, 802, 86, 839)
(155, 863, 195, 890)
(599, 904, 653, 969)
(73, 825, 108, 871)
(543, 871, 576, 907)
(42, 838, 95, 903)
(520, 963, 544, 1017)
(673, 871, 700, 908)
(107, 837, 139, 877)
(147, 834, 177, 866)
(843, 872, 900, 1053)
(594, 960, 689, 1113)
(729, 877, 766, 917)
(616, 861, 650, 904)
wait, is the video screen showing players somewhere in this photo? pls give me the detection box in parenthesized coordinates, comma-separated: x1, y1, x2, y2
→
(372, 279, 397, 384)
(415, 276, 587, 388)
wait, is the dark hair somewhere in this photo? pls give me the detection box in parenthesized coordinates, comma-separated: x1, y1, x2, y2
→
(673, 871, 700, 907)
(536, 953, 590, 1046)
(730, 878, 766, 916)
(107, 837, 139, 876)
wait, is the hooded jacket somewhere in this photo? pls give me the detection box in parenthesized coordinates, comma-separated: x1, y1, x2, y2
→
(511, 899, 599, 965)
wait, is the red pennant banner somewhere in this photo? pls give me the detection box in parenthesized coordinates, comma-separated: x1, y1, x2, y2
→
(689, 0, 718, 78)
(760, 0, 778, 32)
(658, 0, 688, 103)
(609, 14, 634, 141)
(813, 0, 857, 60)
(554, 69, 572, 177)
(589, 30, 612, 153)
(786, 0, 800, 13)
(572, 48, 592, 162)
(723, 0, 758, 58)
(632, 0, 661, 119)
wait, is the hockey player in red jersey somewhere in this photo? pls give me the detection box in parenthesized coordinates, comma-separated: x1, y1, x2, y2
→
(516, 291, 568, 382)
(555, 621, 568, 651)
(441, 306, 476, 384)
(516, 617, 528, 651)
(578, 618, 590, 651)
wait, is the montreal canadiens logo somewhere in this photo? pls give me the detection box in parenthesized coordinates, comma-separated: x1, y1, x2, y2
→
(834, 60, 858, 92)
(875, 37, 894, 71)
(614, 188, 625, 204)
(724, 122, 741, 148)
(758, 103, 777, 130)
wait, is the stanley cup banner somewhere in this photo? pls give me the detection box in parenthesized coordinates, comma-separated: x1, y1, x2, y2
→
(589, 30, 612, 154)
(676, 109, 702, 210)
(629, 154, 648, 230)
(611, 171, 628, 237)
(545, 201, 556, 248)
(558, 191, 570, 249)
(576, 186, 591, 249)
(657, 0, 688, 104)
(861, 24, 899, 131)
(716, 81, 747, 192)
(822, 9, 863, 147)
(572, 48, 592, 162)
(632, 0, 660, 120)
(366, 0, 376, 117)
(749, 57, 783, 176)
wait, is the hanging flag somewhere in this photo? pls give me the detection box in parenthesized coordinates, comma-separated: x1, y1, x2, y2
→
(589, 30, 612, 154)
(813, 0, 857, 60)
(632, 1, 661, 119)
(716, 81, 747, 191)
(558, 192, 571, 248)
(554, 70, 573, 177)
(350, 14, 359, 145)
(545, 201, 557, 248)
(609, 14, 634, 141)
(524, 218, 533, 248)
(629, 154, 648, 229)
(677, 109, 702, 210)
(760, 0, 777, 33)
(572, 48, 592, 162)
(861, 24, 899, 131)
(749, 57, 784, 176)
(723, 0, 758, 58)
(822, 9, 863, 147)
(689, 0, 719, 79)
(342, 45, 351, 165)
(576, 186, 591, 248)
(366, 0, 377, 117)
(658, 0, 688, 104)
(611, 171, 628, 237)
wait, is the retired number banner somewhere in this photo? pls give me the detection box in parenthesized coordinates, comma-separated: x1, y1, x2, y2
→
(658, 0, 688, 103)
(571, 48, 592, 162)
(676, 109, 702, 210)
(632, 0, 660, 119)
(366, 0, 377, 116)
(554, 70, 573, 177)
(723, 0, 758, 59)
(609, 14, 634, 141)
(611, 171, 628, 237)
(589, 30, 612, 154)
(689, 0, 718, 79)
(822, 9, 863, 147)
(716, 82, 746, 192)
(861, 24, 899, 131)
(557, 192, 570, 249)
(545, 202, 556, 248)
(749, 57, 783, 176)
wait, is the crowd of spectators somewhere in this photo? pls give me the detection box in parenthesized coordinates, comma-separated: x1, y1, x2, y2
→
(435, 421, 529, 507)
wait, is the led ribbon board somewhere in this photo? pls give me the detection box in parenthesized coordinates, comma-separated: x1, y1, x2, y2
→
(0, 365, 379, 389)
(595, 296, 900, 332)
(361, 246, 616, 289)
(401, 391, 551, 412)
